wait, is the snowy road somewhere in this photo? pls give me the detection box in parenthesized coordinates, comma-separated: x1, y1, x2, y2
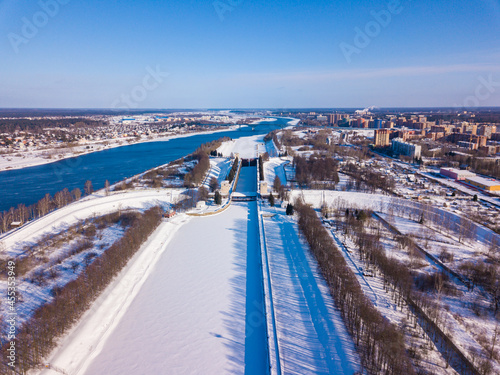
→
(262, 210, 360, 374)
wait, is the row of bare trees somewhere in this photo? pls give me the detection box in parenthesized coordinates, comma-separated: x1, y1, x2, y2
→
(341, 210, 483, 375)
(226, 157, 239, 183)
(263, 130, 281, 149)
(0, 207, 162, 374)
(183, 137, 231, 188)
(342, 163, 395, 194)
(294, 155, 339, 188)
(0, 181, 98, 234)
(295, 201, 415, 374)
(193, 136, 231, 155)
(184, 152, 210, 187)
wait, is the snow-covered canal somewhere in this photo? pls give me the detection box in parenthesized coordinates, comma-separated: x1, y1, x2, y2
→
(82, 168, 268, 375)
(38, 165, 360, 374)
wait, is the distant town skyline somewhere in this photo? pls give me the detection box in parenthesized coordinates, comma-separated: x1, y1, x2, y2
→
(1, 0, 499, 108)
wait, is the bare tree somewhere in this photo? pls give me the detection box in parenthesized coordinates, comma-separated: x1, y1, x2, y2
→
(209, 176, 219, 192)
(84, 180, 94, 196)
(72, 187, 82, 201)
(197, 186, 209, 201)
(37, 194, 51, 216)
(54, 191, 66, 208)
(15, 203, 28, 224)
(105, 180, 110, 196)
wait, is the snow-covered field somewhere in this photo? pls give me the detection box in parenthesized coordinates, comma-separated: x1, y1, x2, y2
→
(290, 190, 499, 243)
(201, 157, 232, 190)
(375, 212, 500, 374)
(326, 224, 456, 374)
(0, 190, 184, 338)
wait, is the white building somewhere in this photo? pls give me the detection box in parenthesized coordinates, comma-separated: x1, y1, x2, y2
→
(392, 138, 422, 159)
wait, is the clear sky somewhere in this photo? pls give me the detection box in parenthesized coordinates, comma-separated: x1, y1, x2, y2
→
(0, 0, 499, 109)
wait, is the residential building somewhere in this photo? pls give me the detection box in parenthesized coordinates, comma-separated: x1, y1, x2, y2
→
(392, 138, 422, 159)
(374, 129, 391, 147)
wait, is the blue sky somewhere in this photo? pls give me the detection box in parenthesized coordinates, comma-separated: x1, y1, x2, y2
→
(0, 0, 499, 108)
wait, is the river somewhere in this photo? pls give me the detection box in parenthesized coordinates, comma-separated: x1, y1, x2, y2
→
(0, 118, 289, 212)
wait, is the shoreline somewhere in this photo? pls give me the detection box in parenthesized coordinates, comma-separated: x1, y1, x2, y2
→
(0, 125, 240, 173)
(0, 116, 298, 173)
(0, 116, 295, 173)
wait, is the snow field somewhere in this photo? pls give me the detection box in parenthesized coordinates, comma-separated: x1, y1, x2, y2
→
(0, 222, 127, 329)
(314, 188, 498, 373)
(290, 190, 500, 249)
(286, 119, 300, 127)
(0, 190, 184, 343)
(201, 157, 232, 190)
(257, 201, 281, 375)
(375, 212, 500, 374)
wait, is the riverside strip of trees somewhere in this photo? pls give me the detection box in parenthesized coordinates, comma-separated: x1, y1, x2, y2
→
(0, 207, 163, 374)
(295, 201, 415, 375)
(183, 137, 230, 188)
(0, 185, 89, 235)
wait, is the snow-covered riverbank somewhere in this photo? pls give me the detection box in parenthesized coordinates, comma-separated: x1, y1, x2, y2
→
(0, 126, 238, 173)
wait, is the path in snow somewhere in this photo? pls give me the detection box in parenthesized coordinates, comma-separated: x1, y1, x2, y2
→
(262, 210, 360, 374)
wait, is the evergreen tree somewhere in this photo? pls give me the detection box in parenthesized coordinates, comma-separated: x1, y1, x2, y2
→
(214, 190, 222, 205)
(269, 193, 275, 207)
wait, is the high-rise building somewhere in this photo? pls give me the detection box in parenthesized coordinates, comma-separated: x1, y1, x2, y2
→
(374, 119, 383, 129)
(327, 113, 348, 126)
(478, 125, 497, 137)
(391, 138, 422, 159)
(374, 129, 391, 147)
